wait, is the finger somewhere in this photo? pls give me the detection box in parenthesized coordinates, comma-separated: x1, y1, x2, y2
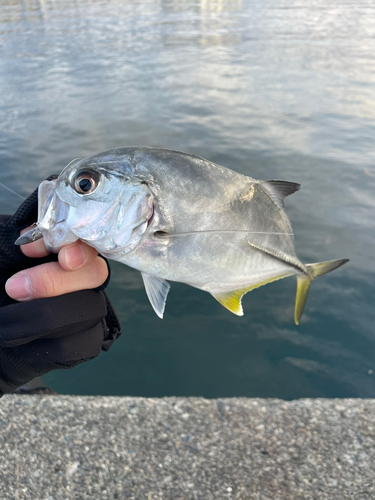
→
(58, 241, 99, 271)
(20, 227, 97, 272)
(5, 256, 108, 301)
(20, 226, 49, 258)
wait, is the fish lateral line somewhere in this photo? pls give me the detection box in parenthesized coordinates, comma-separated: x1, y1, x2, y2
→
(154, 229, 294, 238)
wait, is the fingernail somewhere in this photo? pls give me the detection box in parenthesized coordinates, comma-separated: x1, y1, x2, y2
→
(5, 275, 33, 300)
(64, 244, 87, 270)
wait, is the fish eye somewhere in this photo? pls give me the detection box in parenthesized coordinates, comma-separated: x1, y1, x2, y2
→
(72, 170, 101, 195)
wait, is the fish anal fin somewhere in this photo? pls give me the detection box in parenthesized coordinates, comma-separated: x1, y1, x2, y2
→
(141, 272, 170, 319)
(212, 289, 245, 316)
(260, 180, 301, 209)
(294, 258, 349, 325)
(212, 272, 293, 316)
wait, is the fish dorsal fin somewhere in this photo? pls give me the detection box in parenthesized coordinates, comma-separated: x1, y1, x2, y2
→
(141, 272, 170, 319)
(260, 180, 301, 209)
(212, 272, 294, 316)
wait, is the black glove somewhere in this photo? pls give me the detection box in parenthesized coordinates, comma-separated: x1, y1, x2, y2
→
(0, 178, 122, 395)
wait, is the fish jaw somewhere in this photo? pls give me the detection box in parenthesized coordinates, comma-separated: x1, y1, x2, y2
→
(37, 180, 78, 253)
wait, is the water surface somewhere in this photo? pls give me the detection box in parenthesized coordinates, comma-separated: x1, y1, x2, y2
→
(0, 0, 374, 397)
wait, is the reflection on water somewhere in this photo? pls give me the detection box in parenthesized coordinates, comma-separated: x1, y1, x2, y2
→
(0, 0, 374, 397)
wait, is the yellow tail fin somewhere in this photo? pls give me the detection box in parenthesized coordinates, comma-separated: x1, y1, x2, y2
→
(294, 258, 349, 325)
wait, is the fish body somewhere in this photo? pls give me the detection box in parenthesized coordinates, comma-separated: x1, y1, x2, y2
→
(20, 147, 348, 323)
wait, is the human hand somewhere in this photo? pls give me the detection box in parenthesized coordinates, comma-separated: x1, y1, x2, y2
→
(6, 232, 108, 301)
(0, 178, 121, 395)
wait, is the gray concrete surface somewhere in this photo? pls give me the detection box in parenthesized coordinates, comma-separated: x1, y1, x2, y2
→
(0, 397, 374, 500)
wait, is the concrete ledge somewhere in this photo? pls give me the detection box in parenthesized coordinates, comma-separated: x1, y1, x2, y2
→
(0, 396, 374, 499)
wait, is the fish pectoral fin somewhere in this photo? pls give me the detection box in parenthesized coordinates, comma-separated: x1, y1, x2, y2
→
(141, 272, 170, 319)
(212, 273, 293, 317)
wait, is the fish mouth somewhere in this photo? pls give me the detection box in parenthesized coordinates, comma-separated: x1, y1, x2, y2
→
(14, 179, 69, 248)
(14, 225, 44, 246)
(33, 179, 78, 252)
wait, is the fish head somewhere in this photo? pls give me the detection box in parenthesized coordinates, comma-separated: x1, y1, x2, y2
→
(37, 157, 154, 255)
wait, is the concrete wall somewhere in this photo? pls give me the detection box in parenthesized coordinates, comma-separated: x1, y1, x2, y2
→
(0, 396, 374, 499)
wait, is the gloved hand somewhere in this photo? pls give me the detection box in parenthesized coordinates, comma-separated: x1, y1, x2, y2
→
(0, 178, 122, 395)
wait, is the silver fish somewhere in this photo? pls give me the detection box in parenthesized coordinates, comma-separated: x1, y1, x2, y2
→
(16, 147, 348, 324)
